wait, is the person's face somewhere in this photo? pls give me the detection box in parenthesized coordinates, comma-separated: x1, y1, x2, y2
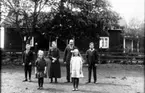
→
(89, 43, 94, 49)
(52, 42, 57, 48)
(26, 44, 30, 50)
(74, 52, 79, 56)
(69, 41, 74, 46)
(38, 54, 43, 59)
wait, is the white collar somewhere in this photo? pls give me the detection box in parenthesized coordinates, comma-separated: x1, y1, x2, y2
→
(89, 48, 95, 51)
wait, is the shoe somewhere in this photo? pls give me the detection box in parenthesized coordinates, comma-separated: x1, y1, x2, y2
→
(72, 88, 75, 91)
(94, 81, 97, 84)
(40, 87, 43, 90)
(76, 88, 79, 91)
(23, 79, 27, 82)
(29, 79, 31, 82)
(86, 81, 90, 84)
(37, 87, 40, 90)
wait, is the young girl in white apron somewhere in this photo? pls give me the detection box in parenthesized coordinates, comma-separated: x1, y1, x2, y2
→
(70, 49, 84, 91)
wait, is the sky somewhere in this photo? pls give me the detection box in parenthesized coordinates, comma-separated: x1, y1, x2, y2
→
(109, 0, 144, 24)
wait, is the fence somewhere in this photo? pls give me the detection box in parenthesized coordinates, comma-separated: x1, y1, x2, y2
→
(2, 50, 144, 65)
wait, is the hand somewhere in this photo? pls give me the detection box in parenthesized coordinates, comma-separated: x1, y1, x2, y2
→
(44, 71, 46, 74)
(29, 62, 32, 65)
(53, 58, 57, 60)
(22, 63, 25, 66)
(35, 71, 37, 75)
(52, 60, 55, 63)
(52, 57, 56, 60)
(95, 64, 98, 66)
(86, 64, 88, 66)
(64, 62, 66, 64)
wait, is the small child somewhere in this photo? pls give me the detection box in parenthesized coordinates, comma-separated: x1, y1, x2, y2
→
(35, 50, 47, 90)
(70, 49, 84, 91)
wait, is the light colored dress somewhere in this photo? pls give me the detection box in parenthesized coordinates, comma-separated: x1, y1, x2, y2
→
(70, 56, 83, 78)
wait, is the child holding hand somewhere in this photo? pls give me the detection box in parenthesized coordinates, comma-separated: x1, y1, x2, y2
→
(35, 50, 47, 90)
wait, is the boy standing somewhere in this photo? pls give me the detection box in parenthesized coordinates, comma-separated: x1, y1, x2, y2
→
(22, 44, 34, 82)
(86, 42, 98, 83)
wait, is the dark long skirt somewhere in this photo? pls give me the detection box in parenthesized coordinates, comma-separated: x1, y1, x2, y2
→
(49, 60, 61, 78)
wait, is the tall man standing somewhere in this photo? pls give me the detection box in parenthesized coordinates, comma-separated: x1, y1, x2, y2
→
(63, 39, 77, 83)
(22, 44, 34, 82)
(86, 42, 98, 83)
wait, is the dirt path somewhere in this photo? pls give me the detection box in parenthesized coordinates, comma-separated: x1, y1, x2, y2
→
(1, 64, 144, 93)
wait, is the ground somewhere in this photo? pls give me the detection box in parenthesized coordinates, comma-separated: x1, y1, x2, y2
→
(1, 63, 144, 93)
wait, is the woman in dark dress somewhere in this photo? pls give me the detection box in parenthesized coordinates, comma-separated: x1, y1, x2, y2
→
(48, 41, 61, 83)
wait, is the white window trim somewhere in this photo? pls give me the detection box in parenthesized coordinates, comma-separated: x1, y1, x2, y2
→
(99, 37, 109, 48)
(30, 37, 34, 47)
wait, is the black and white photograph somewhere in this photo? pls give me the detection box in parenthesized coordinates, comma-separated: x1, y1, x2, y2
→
(0, 0, 144, 93)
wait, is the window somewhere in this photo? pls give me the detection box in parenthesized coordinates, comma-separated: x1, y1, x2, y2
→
(99, 37, 109, 48)
(0, 27, 5, 48)
(30, 37, 34, 47)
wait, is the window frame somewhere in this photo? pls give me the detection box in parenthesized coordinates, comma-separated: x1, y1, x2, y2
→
(99, 37, 109, 49)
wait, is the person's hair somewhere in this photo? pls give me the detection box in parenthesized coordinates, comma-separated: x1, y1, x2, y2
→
(71, 49, 84, 62)
(72, 49, 80, 56)
(38, 50, 44, 56)
(52, 41, 56, 44)
(26, 43, 30, 46)
(89, 42, 94, 45)
(69, 39, 74, 42)
(51, 41, 57, 48)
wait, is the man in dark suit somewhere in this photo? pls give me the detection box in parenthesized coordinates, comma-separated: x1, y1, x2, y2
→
(86, 42, 98, 83)
(22, 44, 34, 82)
(63, 39, 77, 83)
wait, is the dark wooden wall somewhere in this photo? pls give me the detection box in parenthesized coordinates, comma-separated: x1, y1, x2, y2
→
(4, 28, 125, 53)
(4, 28, 22, 51)
(108, 30, 123, 52)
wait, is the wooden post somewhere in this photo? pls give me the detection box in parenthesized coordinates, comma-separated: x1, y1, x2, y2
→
(123, 36, 126, 53)
(137, 40, 139, 53)
(49, 36, 51, 49)
(73, 37, 75, 46)
(131, 40, 133, 52)
(66, 39, 68, 45)
(56, 37, 58, 47)
(0, 27, 5, 49)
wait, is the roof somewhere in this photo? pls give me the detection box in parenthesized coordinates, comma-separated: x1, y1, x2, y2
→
(99, 30, 109, 37)
(108, 29, 122, 33)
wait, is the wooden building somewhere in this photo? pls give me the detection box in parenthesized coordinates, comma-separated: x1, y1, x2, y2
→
(1, 27, 144, 53)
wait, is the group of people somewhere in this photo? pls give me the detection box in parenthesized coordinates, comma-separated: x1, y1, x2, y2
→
(22, 39, 99, 91)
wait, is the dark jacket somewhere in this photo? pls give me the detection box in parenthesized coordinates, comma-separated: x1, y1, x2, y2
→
(63, 45, 77, 64)
(86, 49, 98, 65)
(35, 58, 46, 72)
(23, 50, 34, 65)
